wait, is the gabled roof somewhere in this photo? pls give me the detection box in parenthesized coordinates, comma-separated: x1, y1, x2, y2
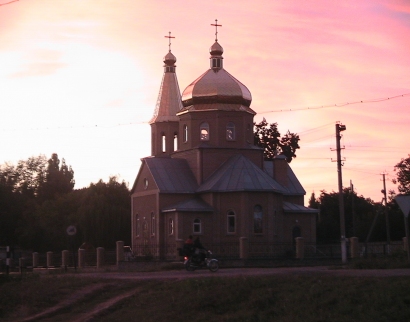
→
(197, 154, 288, 193)
(283, 201, 318, 214)
(144, 157, 198, 193)
(263, 161, 306, 196)
(162, 198, 214, 213)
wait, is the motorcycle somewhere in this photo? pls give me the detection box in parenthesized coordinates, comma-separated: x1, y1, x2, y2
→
(183, 249, 219, 272)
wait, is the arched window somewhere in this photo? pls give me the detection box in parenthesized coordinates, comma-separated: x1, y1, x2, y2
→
(226, 122, 235, 140)
(253, 205, 263, 234)
(151, 212, 155, 236)
(136, 214, 140, 237)
(183, 125, 188, 142)
(168, 218, 174, 235)
(200, 122, 209, 141)
(193, 218, 201, 234)
(227, 210, 236, 233)
(161, 133, 166, 152)
(173, 133, 178, 151)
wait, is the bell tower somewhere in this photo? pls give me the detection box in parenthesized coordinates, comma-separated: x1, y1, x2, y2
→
(149, 32, 182, 157)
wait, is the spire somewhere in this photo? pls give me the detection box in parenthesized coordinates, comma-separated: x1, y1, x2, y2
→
(150, 32, 182, 124)
(210, 19, 223, 70)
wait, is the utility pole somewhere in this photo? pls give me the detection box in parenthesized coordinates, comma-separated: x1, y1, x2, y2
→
(351, 180, 356, 237)
(381, 173, 390, 254)
(335, 122, 347, 264)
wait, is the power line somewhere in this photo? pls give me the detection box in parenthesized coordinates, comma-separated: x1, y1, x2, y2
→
(259, 92, 410, 114)
(0, 0, 18, 6)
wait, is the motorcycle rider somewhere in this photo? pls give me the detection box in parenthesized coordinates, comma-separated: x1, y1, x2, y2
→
(193, 237, 206, 263)
(183, 235, 194, 256)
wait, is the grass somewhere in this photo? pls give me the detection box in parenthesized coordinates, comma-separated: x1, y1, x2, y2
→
(2, 271, 410, 321)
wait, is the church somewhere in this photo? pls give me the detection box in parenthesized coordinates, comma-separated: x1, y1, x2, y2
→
(130, 26, 317, 260)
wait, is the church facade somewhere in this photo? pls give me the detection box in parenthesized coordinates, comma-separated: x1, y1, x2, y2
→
(130, 32, 317, 260)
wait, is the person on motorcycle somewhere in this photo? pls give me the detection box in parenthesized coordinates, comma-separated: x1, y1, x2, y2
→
(193, 237, 206, 263)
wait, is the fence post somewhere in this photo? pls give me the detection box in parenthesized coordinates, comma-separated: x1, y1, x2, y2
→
(19, 258, 24, 274)
(78, 249, 86, 268)
(239, 237, 249, 260)
(46, 252, 53, 268)
(116, 241, 124, 265)
(32, 252, 39, 268)
(403, 237, 408, 252)
(62, 250, 69, 271)
(295, 237, 304, 259)
(97, 247, 105, 269)
(350, 237, 359, 258)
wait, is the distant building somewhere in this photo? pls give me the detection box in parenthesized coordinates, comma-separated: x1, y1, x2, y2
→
(130, 32, 317, 259)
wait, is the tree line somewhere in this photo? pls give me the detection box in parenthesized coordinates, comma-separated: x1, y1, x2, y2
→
(0, 154, 130, 252)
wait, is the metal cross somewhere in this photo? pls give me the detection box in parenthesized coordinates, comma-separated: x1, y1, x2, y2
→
(164, 32, 175, 52)
(211, 19, 222, 42)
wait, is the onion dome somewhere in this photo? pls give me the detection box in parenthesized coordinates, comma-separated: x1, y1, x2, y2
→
(181, 41, 252, 108)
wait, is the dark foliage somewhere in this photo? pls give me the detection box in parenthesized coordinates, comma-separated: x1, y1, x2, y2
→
(393, 154, 410, 194)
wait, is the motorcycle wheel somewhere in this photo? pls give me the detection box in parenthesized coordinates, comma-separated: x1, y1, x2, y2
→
(208, 260, 219, 272)
(185, 259, 195, 271)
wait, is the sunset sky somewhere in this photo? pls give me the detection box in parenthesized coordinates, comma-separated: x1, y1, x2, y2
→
(1, 0, 409, 203)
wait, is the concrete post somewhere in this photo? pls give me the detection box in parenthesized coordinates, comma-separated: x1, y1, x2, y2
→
(404, 237, 408, 252)
(295, 237, 304, 259)
(78, 249, 86, 268)
(116, 241, 124, 264)
(350, 237, 359, 258)
(97, 247, 105, 269)
(46, 252, 53, 268)
(19, 258, 24, 273)
(239, 237, 249, 260)
(62, 250, 69, 269)
(32, 252, 39, 268)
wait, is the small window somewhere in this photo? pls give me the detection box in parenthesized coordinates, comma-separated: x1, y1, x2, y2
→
(168, 218, 174, 235)
(200, 122, 209, 141)
(161, 133, 166, 153)
(151, 212, 155, 236)
(193, 218, 201, 234)
(253, 205, 263, 234)
(226, 122, 235, 141)
(227, 210, 236, 233)
(173, 133, 178, 151)
(136, 214, 140, 237)
(143, 178, 148, 189)
(183, 125, 188, 142)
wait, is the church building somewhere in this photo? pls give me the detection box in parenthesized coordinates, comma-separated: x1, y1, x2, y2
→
(130, 27, 317, 259)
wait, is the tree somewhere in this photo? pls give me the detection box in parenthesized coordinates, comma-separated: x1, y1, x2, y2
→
(38, 153, 75, 201)
(393, 155, 410, 194)
(254, 119, 300, 162)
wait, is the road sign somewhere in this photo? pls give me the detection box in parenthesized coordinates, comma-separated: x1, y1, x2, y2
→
(395, 195, 410, 218)
(66, 225, 77, 236)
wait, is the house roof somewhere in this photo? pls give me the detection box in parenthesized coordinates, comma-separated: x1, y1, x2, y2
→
(162, 198, 214, 213)
(144, 157, 198, 193)
(263, 160, 306, 196)
(197, 154, 288, 193)
(283, 201, 318, 214)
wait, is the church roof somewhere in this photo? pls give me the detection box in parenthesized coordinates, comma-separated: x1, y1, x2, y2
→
(197, 154, 288, 193)
(162, 198, 214, 213)
(144, 157, 198, 193)
(283, 201, 318, 214)
(263, 161, 306, 196)
(149, 47, 182, 124)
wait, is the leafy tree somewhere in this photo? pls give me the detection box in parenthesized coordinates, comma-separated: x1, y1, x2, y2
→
(254, 119, 300, 162)
(393, 155, 410, 194)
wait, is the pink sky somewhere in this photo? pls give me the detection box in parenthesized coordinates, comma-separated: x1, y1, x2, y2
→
(1, 0, 409, 203)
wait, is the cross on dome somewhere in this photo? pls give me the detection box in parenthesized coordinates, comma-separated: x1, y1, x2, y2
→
(211, 19, 222, 42)
(164, 31, 175, 52)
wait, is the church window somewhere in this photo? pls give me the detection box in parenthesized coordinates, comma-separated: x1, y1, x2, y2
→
(143, 178, 148, 189)
(183, 125, 188, 142)
(173, 133, 178, 151)
(227, 210, 236, 233)
(226, 122, 235, 141)
(161, 133, 166, 152)
(200, 122, 210, 141)
(193, 218, 201, 233)
(212, 58, 221, 69)
(168, 218, 174, 235)
(136, 214, 140, 237)
(151, 212, 155, 236)
(253, 205, 263, 234)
